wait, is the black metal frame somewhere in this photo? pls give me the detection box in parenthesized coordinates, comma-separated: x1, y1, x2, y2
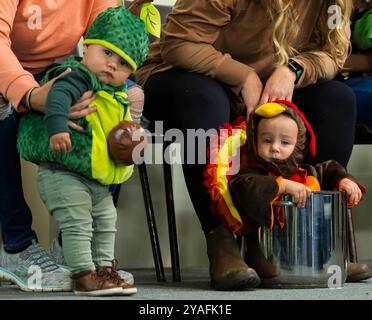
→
(113, 142, 181, 282)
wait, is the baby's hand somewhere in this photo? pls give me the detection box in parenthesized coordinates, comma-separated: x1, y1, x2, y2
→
(339, 178, 362, 207)
(282, 179, 312, 208)
(49, 132, 71, 152)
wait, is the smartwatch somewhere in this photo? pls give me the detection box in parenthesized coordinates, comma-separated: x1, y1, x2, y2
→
(287, 59, 304, 84)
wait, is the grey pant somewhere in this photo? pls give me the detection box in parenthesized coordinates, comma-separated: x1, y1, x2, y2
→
(37, 163, 117, 274)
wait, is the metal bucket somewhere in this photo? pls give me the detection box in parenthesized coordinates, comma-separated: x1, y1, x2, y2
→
(259, 191, 348, 288)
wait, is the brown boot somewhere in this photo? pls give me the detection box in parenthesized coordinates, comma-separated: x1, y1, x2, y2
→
(206, 225, 260, 291)
(72, 270, 124, 296)
(245, 231, 279, 279)
(96, 260, 137, 295)
(346, 262, 372, 282)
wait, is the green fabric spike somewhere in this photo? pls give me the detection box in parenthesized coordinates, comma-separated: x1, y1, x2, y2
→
(17, 112, 94, 177)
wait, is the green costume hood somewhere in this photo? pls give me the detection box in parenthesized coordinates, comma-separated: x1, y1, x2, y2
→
(83, 6, 149, 71)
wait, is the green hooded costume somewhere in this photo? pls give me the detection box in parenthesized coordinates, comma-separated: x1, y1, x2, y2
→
(17, 7, 149, 185)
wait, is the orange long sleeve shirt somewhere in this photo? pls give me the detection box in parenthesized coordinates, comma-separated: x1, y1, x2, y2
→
(0, 0, 118, 111)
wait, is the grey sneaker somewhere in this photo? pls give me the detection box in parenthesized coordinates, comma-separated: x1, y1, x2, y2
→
(47, 238, 67, 266)
(48, 237, 135, 285)
(0, 240, 72, 292)
(117, 269, 135, 286)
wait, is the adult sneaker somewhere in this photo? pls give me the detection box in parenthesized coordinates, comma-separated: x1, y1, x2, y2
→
(0, 240, 72, 292)
(117, 269, 135, 286)
(47, 237, 135, 285)
(47, 238, 66, 266)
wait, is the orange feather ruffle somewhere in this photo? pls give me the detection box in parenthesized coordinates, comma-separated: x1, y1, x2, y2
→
(203, 116, 247, 234)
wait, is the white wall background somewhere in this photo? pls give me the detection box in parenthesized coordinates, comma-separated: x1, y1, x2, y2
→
(154, 0, 176, 5)
(346, 145, 372, 262)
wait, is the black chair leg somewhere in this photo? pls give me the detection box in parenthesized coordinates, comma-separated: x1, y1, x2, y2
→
(347, 208, 358, 263)
(139, 163, 166, 281)
(163, 142, 181, 282)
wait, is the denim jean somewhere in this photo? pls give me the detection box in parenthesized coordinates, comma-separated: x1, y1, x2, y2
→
(345, 76, 372, 127)
(0, 109, 38, 251)
(0, 66, 136, 251)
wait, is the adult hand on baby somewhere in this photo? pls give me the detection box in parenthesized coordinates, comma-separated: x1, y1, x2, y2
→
(49, 132, 71, 152)
(259, 65, 296, 104)
(339, 178, 363, 207)
(29, 68, 96, 133)
(29, 68, 72, 113)
(241, 70, 263, 118)
(282, 179, 312, 208)
(108, 120, 148, 165)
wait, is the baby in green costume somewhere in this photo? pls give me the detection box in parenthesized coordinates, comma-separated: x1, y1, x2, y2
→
(18, 6, 148, 297)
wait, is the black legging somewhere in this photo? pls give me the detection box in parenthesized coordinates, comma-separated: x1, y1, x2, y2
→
(143, 69, 357, 234)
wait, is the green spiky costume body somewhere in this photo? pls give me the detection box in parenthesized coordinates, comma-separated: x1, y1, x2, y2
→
(17, 57, 134, 185)
(17, 7, 149, 185)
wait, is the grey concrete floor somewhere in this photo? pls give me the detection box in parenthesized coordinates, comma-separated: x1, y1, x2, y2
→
(1, 267, 372, 301)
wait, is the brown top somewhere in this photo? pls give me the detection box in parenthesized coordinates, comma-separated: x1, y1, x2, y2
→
(136, 0, 350, 112)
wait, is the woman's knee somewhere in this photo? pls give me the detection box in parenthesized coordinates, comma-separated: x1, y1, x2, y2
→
(148, 71, 229, 108)
(180, 74, 229, 109)
(144, 70, 231, 126)
(299, 80, 356, 125)
(317, 80, 357, 115)
(174, 75, 232, 128)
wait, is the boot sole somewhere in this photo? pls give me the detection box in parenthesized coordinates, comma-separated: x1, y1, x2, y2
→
(346, 272, 372, 282)
(212, 271, 261, 291)
(121, 287, 138, 295)
(74, 287, 125, 297)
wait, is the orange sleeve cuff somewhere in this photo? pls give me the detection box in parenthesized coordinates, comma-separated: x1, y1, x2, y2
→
(275, 176, 284, 194)
(267, 176, 285, 229)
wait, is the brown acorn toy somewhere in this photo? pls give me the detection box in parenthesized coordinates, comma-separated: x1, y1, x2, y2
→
(108, 120, 148, 165)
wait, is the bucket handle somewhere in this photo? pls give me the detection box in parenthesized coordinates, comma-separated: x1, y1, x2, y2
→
(274, 200, 295, 207)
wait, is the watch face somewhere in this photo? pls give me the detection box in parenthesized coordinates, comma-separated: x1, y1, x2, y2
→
(288, 59, 303, 82)
(288, 60, 303, 73)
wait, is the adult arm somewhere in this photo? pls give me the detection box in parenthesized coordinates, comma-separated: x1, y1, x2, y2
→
(29, 0, 118, 113)
(0, 0, 39, 111)
(158, 0, 254, 97)
(343, 52, 372, 72)
(291, 16, 352, 88)
(0, 0, 117, 112)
